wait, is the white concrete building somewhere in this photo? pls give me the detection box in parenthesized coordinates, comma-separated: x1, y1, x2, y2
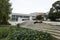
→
(9, 13, 47, 25)
(9, 13, 36, 25)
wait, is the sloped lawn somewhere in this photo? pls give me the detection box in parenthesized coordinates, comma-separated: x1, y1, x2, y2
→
(0, 26, 57, 40)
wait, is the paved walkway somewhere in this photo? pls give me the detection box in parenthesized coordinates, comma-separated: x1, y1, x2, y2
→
(20, 21, 60, 40)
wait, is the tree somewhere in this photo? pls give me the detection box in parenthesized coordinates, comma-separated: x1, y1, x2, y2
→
(0, 0, 12, 25)
(48, 1, 60, 21)
(36, 15, 43, 20)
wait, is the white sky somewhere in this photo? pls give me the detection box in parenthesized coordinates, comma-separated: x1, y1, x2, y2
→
(10, 0, 58, 14)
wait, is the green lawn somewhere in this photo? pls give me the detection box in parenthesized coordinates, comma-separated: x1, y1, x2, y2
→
(0, 26, 57, 40)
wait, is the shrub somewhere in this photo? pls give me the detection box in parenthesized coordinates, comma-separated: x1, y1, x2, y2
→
(0, 28, 9, 39)
(36, 15, 43, 20)
(17, 23, 20, 28)
(0, 26, 55, 40)
(8, 27, 55, 40)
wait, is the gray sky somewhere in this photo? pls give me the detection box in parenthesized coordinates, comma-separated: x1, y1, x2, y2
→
(10, 0, 57, 14)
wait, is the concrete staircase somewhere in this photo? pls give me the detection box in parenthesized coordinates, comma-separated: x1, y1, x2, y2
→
(21, 21, 60, 40)
(43, 26, 60, 40)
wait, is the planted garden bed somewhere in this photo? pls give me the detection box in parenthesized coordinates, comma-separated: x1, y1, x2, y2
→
(0, 26, 57, 40)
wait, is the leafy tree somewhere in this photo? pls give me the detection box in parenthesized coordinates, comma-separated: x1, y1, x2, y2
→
(0, 0, 12, 25)
(48, 1, 60, 21)
(36, 15, 43, 20)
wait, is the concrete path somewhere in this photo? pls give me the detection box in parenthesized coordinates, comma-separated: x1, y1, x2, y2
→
(20, 21, 60, 40)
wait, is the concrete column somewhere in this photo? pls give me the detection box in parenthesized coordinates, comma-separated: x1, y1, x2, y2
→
(30, 16, 33, 21)
(18, 17, 22, 23)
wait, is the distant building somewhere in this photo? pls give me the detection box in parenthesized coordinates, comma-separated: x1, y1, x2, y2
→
(9, 12, 47, 25)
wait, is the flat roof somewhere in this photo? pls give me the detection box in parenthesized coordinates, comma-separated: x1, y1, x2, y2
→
(12, 13, 30, 16)
(11, 12, 47, 16)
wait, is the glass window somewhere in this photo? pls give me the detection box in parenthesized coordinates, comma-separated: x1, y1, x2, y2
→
(12, 15, 15, 18)
(11, 18, 18, 21)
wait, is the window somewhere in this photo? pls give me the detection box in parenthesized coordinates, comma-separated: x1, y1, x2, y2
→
(12, 15, 15, 18)
(22, 19, 29, 21)
(11, 18, 18, 21)
(24, 16, 29, 18)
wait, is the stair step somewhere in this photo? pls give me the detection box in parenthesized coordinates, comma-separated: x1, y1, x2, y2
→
(44, 26, 60, 29)
(47, 30, 60, 34)
(48, 31, 60, 36)
(48, 28, 60, 31)
(52, 35, 60, 40)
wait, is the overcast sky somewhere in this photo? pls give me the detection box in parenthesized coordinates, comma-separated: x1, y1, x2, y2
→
(10, 0, 57, 14)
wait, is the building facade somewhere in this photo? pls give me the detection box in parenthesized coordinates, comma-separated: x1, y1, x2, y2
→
(9, 13, 47, 25)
